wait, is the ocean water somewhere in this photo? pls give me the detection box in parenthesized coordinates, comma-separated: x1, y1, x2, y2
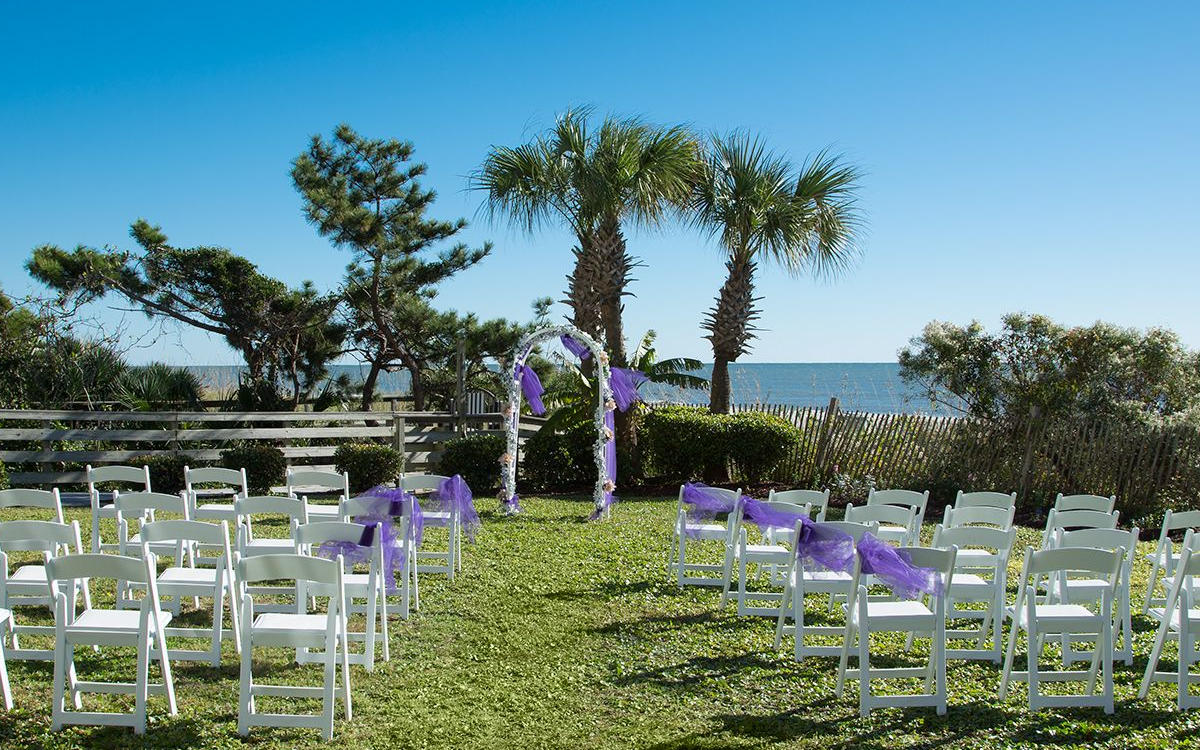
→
(190, 362, 945, 414)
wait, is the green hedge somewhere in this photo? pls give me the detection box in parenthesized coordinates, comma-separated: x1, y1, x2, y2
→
(334, 442, 402, 493)
(130, 453, 190, 496)
(642, 405, 804, 483)
(522, 422, 598, 491)
(0, 458, 8, 490)
(220, 444, 286, 495)
(438, 433, 505, 494)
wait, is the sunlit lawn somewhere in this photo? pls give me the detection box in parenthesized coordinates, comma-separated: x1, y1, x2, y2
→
(1, 495, 1198, 748)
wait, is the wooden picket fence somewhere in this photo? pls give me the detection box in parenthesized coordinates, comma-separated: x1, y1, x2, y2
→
(729, 400, 1200, 521)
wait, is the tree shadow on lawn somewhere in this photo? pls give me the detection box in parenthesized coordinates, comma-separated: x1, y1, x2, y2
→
(592, 610, 751, 640)
(610, 651, 783, 691)
(542, 580, 680, 602)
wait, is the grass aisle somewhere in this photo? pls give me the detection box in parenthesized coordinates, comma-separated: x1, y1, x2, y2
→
(2, 496, 1200, 748)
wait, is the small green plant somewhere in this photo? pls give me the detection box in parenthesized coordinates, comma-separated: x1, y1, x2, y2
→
(129, 453, 190, 496)
(0, 458, 8, 490)
(438, 432, 506, 494)
(220, 444, 286, 494)
(334, 442, 402, 493)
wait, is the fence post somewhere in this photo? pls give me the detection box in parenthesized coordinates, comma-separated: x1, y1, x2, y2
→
(813, 397, 841, 484)
(455, 339, 467, 437)
(1018, 404, 1040, 512)
(392, 404, 407, 476)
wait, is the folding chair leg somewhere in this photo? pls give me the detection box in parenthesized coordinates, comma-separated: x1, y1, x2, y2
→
(835, 620, 854, 698)
(135, 631, 150, 734)
(857, 622, 871, 717)
(340, 616, 352, 721)
(322, 633, 337, 741)
(999, 619, 1019, 699)
(157, 626, 177, 715)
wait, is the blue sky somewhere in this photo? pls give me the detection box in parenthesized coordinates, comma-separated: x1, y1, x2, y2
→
(2, 2, 1197, 365)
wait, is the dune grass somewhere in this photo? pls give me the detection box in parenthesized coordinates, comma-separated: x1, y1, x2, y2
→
(0, 495, 1198, 748)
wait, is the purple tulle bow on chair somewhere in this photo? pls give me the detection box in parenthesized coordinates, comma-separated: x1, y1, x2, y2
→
(514, 363, 545, 415)
(320, 486, 424, 592)
(742, 497, 807, 533)
(609, 366, 648, 412)
(432, 475, 480, 542)
(560, 334, 591, 360)
(793, 515, 857, 573)
(680, 482, 736, 537)
(856, 532, 942, 600)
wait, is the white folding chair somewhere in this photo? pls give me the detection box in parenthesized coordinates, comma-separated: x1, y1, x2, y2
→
(954, 490, 1016, 510)
(138, 520, 240, 665)
(867, 488, 930, 532)
(86, 464, 151, 553)
(47, 553, 177, 734)
(237, 553, 351, 740)
(768, 489, 830, 522)
(0, 520, 91, 661)
(932, 524, 1015, 663)
(1144, 510, 1200, 614)
(668, 485, 742, 588)
(295, 521, 388, 670)
(185, 465, 248, 524)
(942, 504, 1015, 531)
(726, 499, 798, 615)
(1051, 526, 1138, 666)
(115, 491, 191, 610)
(846, 503, 918, 547)
(0, 487, 65, 523)
(287, 468, 349, 520)
(1140, 531, 1200, 710)
(403, 473, 460, 578)
(998, 546, 1122, 713)
(836, 545, 957, 716)
(1040, 508, 1119, 548)
(235, 494, 309, 612)
(1054, 493, 1116, 513)
(0, 608, 10, 710)
(774, 520, 877, 660)
(342, 495, 420, 618)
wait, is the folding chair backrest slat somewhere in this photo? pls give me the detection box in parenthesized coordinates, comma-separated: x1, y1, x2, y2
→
(1025, 546, 1122, 577)
(115, 491, 189, 516)
(0, 519, 79, 553)
(139, 519, 230, 546)
(867, 488, 928, 510)
(769, 489, 830, 519)
(186, 466, 248, 490)
(846, 503, 916, 527)
(238, 553, 340, 586)
(88, 464, 152, 489)
(401, 474, 450, 493)
(294, 521, 371, 547)
(943, 505, 1015, 529)
(47, 552, 151, 584)
(0, 488, 65, 523)
(1055, 493, 1116, 513)
(933, 524, 1014, 555)
(954, 490, 1016, 509)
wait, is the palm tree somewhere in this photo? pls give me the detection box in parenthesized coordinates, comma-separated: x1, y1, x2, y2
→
(691, 135, 863, 414)
(474, 108, 699, 370)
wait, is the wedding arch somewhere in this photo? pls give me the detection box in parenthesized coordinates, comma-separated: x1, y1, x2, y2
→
(500, 324, 616, 519)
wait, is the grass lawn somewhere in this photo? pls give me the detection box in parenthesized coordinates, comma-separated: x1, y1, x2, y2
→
(1, 494, 1199, 748)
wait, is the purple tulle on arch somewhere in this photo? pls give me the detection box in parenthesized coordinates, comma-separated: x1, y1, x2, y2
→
(589, 409, 618, 521)
(514, 363, 546, 415)
(856, 532, 942, 600)
(560, 334, 591, 360)
(505, 493, 522, 513)
(609, 367, 648, 412)
(432, 474, 480, 542)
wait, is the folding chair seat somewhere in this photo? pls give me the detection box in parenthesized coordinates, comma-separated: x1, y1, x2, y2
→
(668, 485, 742, 588)
(403, 473, 460, 578)
(836, 544, 957, 716)
(0, 520, 91, 661)
(1144, 510, 1200, 614)
(998, 546, 1122, 713)
(235, 495, 309, 612)
(0, 487, 65, 523)
(724, 499, 802, 615)
(237, 553, 350, 740)
(932, 524, 1015, 662)
(46, 553, 177, 734)
(775, 520, 877, 660)
(866, 488, 930, 534)
(1049, 526, 1138, 666)
(86, 464, 152, 553)
(1054, 493, 1116, 513)
(342, 495, 420, 618)
(287, 468, 349, 521)
(953, 490, 1016, 510)
(137, 520, 240, 665)
(185, 466, 248, 525)
(846, 503, 918, 547)
(295, 521, 389, 670)
(1140, 531, 1200, 710)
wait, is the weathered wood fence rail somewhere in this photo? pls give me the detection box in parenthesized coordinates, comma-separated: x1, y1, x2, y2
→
(0, 408, 540, 486)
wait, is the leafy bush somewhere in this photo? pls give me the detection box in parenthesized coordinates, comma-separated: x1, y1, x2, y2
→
(220, 444, 286, 494)
(522, 422, 599, 491)
(130, 453, 190, 496)
(334, 442, 402, 493)
(642, 405, 804, 483)
(438, 432, 506, 494)
(0, 458, 8, 490)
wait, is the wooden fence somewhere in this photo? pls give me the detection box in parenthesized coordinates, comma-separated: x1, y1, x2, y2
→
(730, 400, 1200, 520)
(0, 408, 539, 486)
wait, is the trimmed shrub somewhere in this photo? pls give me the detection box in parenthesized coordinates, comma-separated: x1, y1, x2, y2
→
(220, 444, 286, 494)
(438, 432, 505, 494)
(334, 442, 402, 493)
(0, 458, 8, 490)
(130, 453, 190, 496)
(642, 405, 805, 483)
(522, 422, 598, 491)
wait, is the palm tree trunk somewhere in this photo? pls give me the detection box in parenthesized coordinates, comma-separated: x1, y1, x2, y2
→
(564, 240, 603, 341)
(704, 255, 759, 414)
(591, 214, 642, 467)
